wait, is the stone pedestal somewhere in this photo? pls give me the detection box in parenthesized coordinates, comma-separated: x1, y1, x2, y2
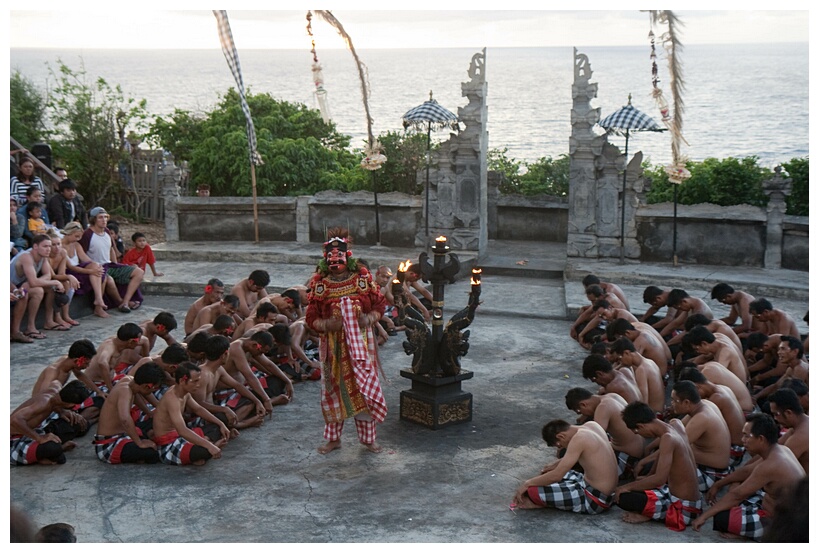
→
(399, 370, 473, 430)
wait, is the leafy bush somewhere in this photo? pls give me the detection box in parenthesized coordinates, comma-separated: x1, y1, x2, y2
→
(374, 131, 429, 194)
(10, 70, 48, 148)
(782, 157, 809, 216)
(490, 148, 569, 196)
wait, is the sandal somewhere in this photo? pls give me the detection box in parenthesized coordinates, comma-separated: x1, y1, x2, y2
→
(129, 301, 141, 310)
(11, 333, 34, 344)
(44, 324, 71, 331)
(118, 305, 131, 313)
(25, 331, 47, 340)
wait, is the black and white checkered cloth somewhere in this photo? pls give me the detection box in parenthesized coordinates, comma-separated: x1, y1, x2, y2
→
(213, 10, 263, 166)
(402, 99, 460, 132)
(599, 104, 664, 136)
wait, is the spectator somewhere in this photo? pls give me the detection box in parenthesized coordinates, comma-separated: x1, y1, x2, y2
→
(106, 220, 125, 260)
(10, 234, 66, 342)
(23, 202, 49, 243)
(10, 157, 46, 205)
(10, 197, 26, 253)
(46, 178, 87, 229)
(122, 232, 163, 277)
(17, 186, 50, 225)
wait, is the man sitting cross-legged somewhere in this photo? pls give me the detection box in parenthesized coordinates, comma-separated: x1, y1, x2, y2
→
(186, 314, 237, 345)
(85, 322, 145, 393)
(197, 335, 266, 431)
(608, 319, 671, 378)
(692, 413, 805, 540)
(184, 278, 225, 336)
(582, 353, 642, 405)
(512, 419, 618, 514)
(609, 337, 666, 415)
(191, 294, 242, 332)
(92, 363, 165, 465)
(684, 325, 749, 384)
(231, 269, 270, 319)
(767, 388, 809, 474)
(138, 311, 179, 355)
(565, 388, 645, 480)
(152, 362, 231, 466)
(678, 367, 748, 469)
(615, 401, 703, 531)
(710, 282, 764, 339)
(749, 298, 801, 340)
(31, 339, 100, 434)
(11, 380, 90, 466)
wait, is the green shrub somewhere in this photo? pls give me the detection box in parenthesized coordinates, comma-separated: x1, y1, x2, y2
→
(10, 70, 48, 148)
(782, 157, 809, 216)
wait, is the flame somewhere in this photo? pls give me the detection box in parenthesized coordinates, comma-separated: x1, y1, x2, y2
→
(392, 278, 401, 285)
(398, 259, 412, 272)
(435, 235, 447, 242)
(470, 277, 481, 286)
(471, 267, 482, 286)
(472, 268, 483, 275)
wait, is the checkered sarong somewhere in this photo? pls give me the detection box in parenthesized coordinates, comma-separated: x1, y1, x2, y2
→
(10, 435, 39, 466)
(528, 470, 613, 514)
(93, 433, 135, 464)
(338, 297, 387, 422)
(729, 444, 746, 469)
(616, 450, 641, 479)
(719, 490, 768, 541)
(639, 485, 702, 531)
(155, 428, 207, 466)
(697, 464, 732, 494)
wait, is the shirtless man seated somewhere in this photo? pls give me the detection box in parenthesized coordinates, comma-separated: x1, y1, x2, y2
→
(198, 335, 266, 431)
(753, 336, 810, 406)
(582, 274, 630, 311)
(684, 313, 743, 356)
(571, 286, 625, 348)
(85, 322, 145, 393)
(186, 314, 237, 345)
(184, 278, 225, 336)
(749, 298, 801, 340)
(640, 286, 678, 332)
(564, 388, 645, 479)
(265, 323, 320, 382)
(92, 363, 165, 465)
(678, 367, 748, 469)
(152, 362, 231, 466)
(767, 388, 808, 474)
(31, 339, 99, 432)
(664, 289, 714, 344)
(609, 338, 665, 415)
(615, 401, 703, 530)
(11, 381, 90, 466)
(232, 302, 282, 340)
(710, 283, 763, 339)
(670, 381, 732, 495)
(192, 294, 242, 331)
(684, 325, 749, 384)
(267, 289, 303, 323)
(138, 311, 179, 355)
(512, 419, 618, 514)
(608, 319, 671, 378)
(231, 270, 270, 319)
(692, 413, 805, 540)
(582, 353, 642, 405)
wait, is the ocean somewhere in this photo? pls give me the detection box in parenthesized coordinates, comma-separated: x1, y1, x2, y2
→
(10, 43, 809, 169)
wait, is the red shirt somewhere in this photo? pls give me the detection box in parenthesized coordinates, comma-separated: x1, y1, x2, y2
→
(122, 244, 155, 271)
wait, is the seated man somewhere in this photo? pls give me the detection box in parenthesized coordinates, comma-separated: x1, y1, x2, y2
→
(92, 363, 165, 465)
(152, 362, 230, 466)
(663, 289, 714, 344)
(138, 311, 179, 354)
(678, 367, 747, 469)
(692, 413, 805, 540)
(564, 388, 645, 479)
(609, 337, 665, 415)
(615, 401, 702, 531)
(753, 335, 809, 406)
(685, 325, 749, 383)
(608, 319, 671, 378)
(266, 322, 320, 382)
(512, 419, 618, 514)
(691, 361, 756, 415)
(572, 286, 624, 348)
(10, 381, 90, 466)
(749, 298, 801, 340)
(746, 333, 783, 387)
(780, 377, 808, 415)
(684, 313, 743, 356)
(640, 286, 678, 332)
(186, 314, 237, 344)
(710, 283, 763, 339)
(582, 353, 641, 405)
(10, 234, 66, 342)
(184, 278, 225, 336)
(31, 339, 101, 428)
(232, 302, 281, 340)
(671, 381, 732, 494)
(191, 294, 241, 331)
(85, 322, 145, 392)
(231, 269, 270, 319)
(79, 207, 143, 312)
(582, 274, 630, 311)
(267, 288, 303, 323)
(767, 388, 808, 474)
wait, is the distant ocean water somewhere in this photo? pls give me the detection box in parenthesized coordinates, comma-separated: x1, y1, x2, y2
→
(10, 43, 809, 168)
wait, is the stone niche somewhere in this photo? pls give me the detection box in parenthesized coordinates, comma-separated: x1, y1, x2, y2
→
(177, 197, 297, 242)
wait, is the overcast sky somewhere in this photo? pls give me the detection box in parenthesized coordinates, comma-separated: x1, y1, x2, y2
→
(7, 4, 812, 50)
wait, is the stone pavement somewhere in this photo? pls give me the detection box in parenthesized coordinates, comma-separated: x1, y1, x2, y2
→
(7, 240, 808, 542)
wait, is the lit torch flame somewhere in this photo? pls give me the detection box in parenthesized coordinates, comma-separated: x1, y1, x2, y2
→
(398, 259, 412, 273)
(435, 235, 447, 242)
(470, 267, 482, 286)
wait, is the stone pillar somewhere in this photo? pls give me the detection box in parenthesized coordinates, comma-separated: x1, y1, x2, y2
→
(567, 48, 605, 258)
(295, 196, 311, 243)
(161, 155, 183, 242)
(762, 166, 793, 269)
(422, 48, 489, 255)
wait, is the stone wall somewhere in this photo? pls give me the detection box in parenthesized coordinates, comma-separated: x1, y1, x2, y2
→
(782, 217, 809, 271)
(176, 197, 297, 242)
(495, 195, 568, 242)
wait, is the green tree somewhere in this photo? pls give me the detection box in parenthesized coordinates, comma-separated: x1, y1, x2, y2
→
(519, 155, 570, 196)
(147, 89, 365, 196)
(782, 157, 809, 216)
(10, 70, 48, 148)
(46, 60, 150, 207)
(488, 148, 522, 193)
(645, 156, 770, 207)
(374, 131, 429, 194)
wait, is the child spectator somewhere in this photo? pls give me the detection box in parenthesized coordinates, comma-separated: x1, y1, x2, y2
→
(106, 220, 125, 260)
(24, 202, 48, 241)
(122, 232, 164, 277)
